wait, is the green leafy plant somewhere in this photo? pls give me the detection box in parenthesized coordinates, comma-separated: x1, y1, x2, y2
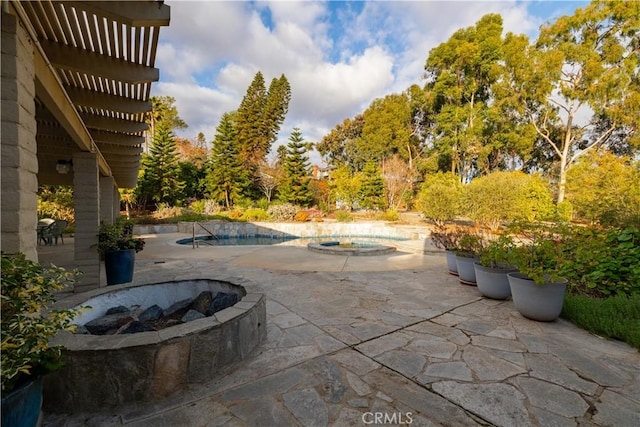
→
(1, 253, 83, 392)
(335, 210, 354, 223)
(505, 221, 572, 284)
(416, 172, 462, 226)
(241, 208, 270, 221)
(455, 230, 487, 258)
(477, 233, 516, 269)
(463, 171, 554, 230)
(561, 226, 640, 297)
(96, 219, 145, 256)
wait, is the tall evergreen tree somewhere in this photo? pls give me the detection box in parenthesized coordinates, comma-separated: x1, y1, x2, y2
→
(279, 128, 313, 206)
(262, 74, 292, 155)
(359, 161, 385, 209)
(234, 72, 267, 168)
(206, 113, 248, 208)
(138, 122, 185, 206)
(234, 72, 292, 177)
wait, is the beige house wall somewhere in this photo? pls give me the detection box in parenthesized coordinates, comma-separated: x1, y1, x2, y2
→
(1, 11, 38, 260)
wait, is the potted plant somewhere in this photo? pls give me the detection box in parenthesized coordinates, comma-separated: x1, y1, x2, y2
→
(1, 253, 81, 427)
(430, 226, 464, 275)
(505, 221, 570, 321)
(454, 230, 487, 286)
(97, 219, 145, 286)
(474, 234, 517, 299)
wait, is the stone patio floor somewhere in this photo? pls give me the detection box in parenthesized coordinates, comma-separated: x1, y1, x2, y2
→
(41, 233, 640, 426)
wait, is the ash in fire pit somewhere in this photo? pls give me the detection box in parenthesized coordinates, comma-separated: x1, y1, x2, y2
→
(81, 291, 240, 335)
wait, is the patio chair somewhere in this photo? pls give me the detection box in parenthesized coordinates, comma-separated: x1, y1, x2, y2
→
(50, 220, 68, 245)
(37, 218, 55, 246)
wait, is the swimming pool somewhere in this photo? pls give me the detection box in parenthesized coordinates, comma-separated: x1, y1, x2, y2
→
(176, 234, 408, 247)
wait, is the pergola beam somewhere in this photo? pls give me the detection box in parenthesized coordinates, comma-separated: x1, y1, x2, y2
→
(96, 144, 143, 155)
(66, 86, 152, 114)
(65, 1, 171, 27)
(41, 40, 159, 84)
(90, 130, 144, 146)
(81, 113, 148, 134)
(33, 46, 111, 175)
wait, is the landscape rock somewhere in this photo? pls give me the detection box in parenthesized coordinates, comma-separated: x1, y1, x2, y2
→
(208, 292, 239, 315)
(163, 298, 193, 319)
(120, 320, 157, 334)
(84, 312, 134, 335)
(192, 291, 213, 315)
(105, 305, 129, 315)
(182, 309, 206, 322)
(139, 304, 164, 322)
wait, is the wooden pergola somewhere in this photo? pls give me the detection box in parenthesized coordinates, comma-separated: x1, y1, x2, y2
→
(13, 0, 169, 188)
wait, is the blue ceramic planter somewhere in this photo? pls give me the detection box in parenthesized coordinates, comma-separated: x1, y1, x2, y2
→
(105, 249, 135, 285)
(1, 376, 43, 427)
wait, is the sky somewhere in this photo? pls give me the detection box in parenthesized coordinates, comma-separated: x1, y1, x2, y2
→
(152, 0, 589, 163)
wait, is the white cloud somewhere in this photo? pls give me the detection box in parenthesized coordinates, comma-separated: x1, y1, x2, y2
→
(154, 0, 580, 162)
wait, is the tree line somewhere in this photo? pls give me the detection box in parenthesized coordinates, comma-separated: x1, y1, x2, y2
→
(131, 0, 639, 226)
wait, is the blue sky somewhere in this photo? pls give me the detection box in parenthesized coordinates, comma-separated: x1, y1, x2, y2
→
(154, 1, 588, 162)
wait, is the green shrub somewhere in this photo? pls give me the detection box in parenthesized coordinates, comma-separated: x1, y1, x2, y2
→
(416, 172, 462, 225)
(566, 152, 640, 227)
(377, 209, 400, 222)
(37, 185, 74, 224)
(336, 210, 354, 223)
(267, 203, 298, 221)
(240, 208, 270, 221)
(154, 203, 187, 219)
(463, 171, 554, 229)
(562, 293, 640, 349)
(561, 226, 640, 297)
(1, 253, 83, 392)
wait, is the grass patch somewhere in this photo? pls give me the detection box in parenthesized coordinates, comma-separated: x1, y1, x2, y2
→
(561, 293, 640, 350)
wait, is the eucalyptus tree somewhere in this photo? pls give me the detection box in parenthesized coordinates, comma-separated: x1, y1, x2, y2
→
(503, 0, 640, 202)
(206, 113, 248, 209)
(316, 114, 365, 168)
(424, 13, 505, 181)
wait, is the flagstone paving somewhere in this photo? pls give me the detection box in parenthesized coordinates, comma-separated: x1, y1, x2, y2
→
(42, 234, 640, 426)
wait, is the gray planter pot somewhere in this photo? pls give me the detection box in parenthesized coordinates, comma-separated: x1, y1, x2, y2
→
(445, 250, 458, 276)
(474, 262, 516, 300)
(455, 255, 478, 285)
(507, 272, 567, 321)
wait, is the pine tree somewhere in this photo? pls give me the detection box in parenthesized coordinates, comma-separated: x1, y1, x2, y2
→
(279, 128, 313, 206)
(206, 113, 248, 208)
(360, 161, 385, 209)
(234, 72, 267, 168)
(139, 122, 185, 206)
(262, 75, 291, 155)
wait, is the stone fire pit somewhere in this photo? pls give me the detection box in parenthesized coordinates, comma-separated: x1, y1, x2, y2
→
(44, 278, 266, 413)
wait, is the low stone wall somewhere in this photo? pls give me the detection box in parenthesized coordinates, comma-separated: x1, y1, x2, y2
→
(44, 278, 266, 413)
(177, 221, 424, 240)
(133, 224, 179, 234)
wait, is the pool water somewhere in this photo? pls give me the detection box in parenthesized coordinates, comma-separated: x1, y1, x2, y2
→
(176, 235, 299, 246)
(176, 235, 407, 247)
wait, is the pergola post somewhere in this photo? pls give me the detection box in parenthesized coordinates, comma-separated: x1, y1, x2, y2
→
(99, 175, 116, 225)
(1, 11, 38, 260)
(73, 151, 101, 291)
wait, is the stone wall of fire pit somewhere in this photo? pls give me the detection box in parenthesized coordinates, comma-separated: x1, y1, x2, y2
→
(43, 279, 266, 413)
